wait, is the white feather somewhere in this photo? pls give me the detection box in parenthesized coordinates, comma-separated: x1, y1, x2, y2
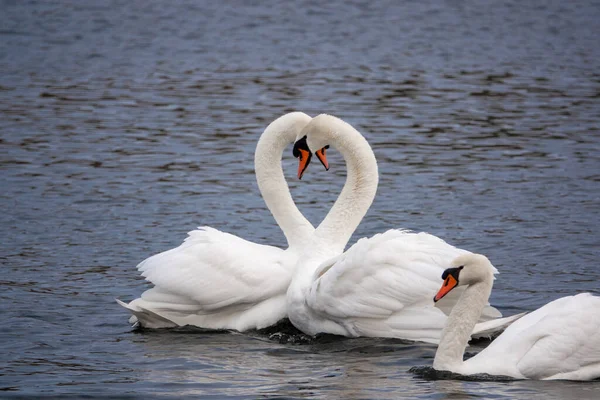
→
(296, 229, 518, 343)
(432, 254, 600, 381)
(287, 115, 522, 343)
(463, 293, 600, 380)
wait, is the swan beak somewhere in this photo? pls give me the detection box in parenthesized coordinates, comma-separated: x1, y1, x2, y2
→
(315, 145, 329, 171)
(434, 275, 458, 302)
(297, 149, 312, 179)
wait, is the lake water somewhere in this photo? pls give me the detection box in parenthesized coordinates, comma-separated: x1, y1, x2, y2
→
(1, 0, 599, 398)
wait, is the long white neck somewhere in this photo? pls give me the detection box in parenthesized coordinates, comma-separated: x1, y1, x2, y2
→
(255, 113, 315, 249)
(433, 278, 493, 371)
(314, 118, 379, 253)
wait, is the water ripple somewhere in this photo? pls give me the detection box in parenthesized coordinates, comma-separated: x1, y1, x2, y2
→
(1, 0, 600, 398)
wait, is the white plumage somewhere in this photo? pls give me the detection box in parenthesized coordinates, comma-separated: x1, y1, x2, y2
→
(459, 293, 600, 380)
(291, 229, 520, 343)
(287, 115, 523, 343)
(432, 253, 600, 380)
(118, 227, 299, 330)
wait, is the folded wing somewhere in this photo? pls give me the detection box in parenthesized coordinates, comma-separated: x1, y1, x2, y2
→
(119, 226, 293, 330)
(306, 229, 510, 342)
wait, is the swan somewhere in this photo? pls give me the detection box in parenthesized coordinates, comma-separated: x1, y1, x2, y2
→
(432, 253, 600, 380)
(117, 112, 329, 331)
(286, 114, 524, 343)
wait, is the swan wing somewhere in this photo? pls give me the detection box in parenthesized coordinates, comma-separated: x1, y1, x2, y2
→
(307, 231, 466, 319)
(120, 226, 294, 330)
(305, 229, 514, 341)
(138, 226, 292, 308)
(467, 293, 600, 380)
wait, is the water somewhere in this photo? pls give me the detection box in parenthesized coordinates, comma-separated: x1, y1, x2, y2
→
(1, 0, 599, 397)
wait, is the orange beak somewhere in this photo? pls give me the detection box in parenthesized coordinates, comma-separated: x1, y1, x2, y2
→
(434, 275, 458, 302)
(315, 146, 329, 170)
(297, 148, 312, 179)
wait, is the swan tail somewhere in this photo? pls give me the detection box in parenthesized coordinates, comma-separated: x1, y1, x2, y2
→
(471, 312, 527, 339)
(116, 298, 178, 329)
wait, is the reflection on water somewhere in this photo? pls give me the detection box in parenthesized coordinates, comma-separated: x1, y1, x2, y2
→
(409, 366, 518, 382)
(1, 0, 599, 398)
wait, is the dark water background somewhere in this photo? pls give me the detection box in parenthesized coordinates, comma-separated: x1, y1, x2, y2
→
(1, 0, 600, 398)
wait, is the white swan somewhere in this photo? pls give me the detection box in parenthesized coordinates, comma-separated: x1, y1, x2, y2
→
(433, 253, 600, 380)
(118, 112, 328, 331)
(286, 114, 523, 343)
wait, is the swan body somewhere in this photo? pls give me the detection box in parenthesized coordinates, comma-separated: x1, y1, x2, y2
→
(287, 114, 523, 343)
(118, 112, 315, 331)
(433, 254, 600, 381)
(290, 229, 520, 343)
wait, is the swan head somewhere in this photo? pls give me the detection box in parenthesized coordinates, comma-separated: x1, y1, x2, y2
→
(292, 114, 343, 179)
(292, 137, 329, 179)
(434, 253, 495, 302)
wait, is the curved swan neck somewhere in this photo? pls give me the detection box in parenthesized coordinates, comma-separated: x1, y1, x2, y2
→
(255, 113, 314, 248)
(314, 117, 379, 253)
(433, 277, 493, 371)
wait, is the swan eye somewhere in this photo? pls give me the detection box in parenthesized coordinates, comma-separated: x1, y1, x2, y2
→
(293, 136, 310, 159)
(441, 266, 463, 281)
(294, 136, 313, 179)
